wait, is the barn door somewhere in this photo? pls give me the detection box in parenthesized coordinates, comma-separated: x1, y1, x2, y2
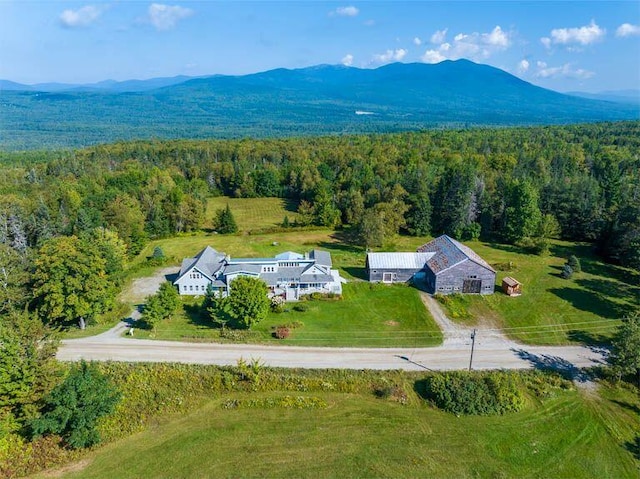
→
(462, 279, 481, 293)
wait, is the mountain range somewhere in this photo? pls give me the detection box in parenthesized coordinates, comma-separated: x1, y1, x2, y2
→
(1, 60, 638, 150)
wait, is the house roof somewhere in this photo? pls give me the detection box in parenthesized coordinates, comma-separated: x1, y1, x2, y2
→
(417, 235, 495, 274)
(176, 246, 226, 281)
(224, 263, 262, 275)
(367, 252, 435, 270)
(174, 247, 337, 288)
(309, 249, 332, 267)
(275, 251, 304, 260)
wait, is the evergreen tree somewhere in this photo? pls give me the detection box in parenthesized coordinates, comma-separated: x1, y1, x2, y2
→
(608, 311, 640, 387)
(214, 204, 238, 234)
(567, 255, 581, 273)
(30, 361, 120, 449)
(503, 179, 543, 244)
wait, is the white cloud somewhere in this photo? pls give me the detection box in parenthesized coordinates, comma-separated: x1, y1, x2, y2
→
(413, 37, 422, 46)
(517, 59, 530, 73)
(372, 48, 407, 65)
(341, 54, 354, 66)
(535, 61, 594, 80)
(363, 19, 375, 27)
(148, 3, 193, 31)
(540, 37, 552, 49)
(420, 25, 511, 64)
(59, 4, 104, 28)
(430, 28, 448, 44)
(483, 25, 509, 47)
(547, 20, 605, 46)
(331, 6, 359, 17)
(616, 23, 640, 37)
(421, 49, 447, 64)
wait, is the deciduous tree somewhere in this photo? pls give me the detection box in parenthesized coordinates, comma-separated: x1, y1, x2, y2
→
(32, 236, 113, 326)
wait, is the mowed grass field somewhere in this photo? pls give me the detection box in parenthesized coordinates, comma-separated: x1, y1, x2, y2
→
(206, 196, 300, 232)
(112, 197, 639, 346)
(53, 385, 640, 479)
(132, 282, 443, 347)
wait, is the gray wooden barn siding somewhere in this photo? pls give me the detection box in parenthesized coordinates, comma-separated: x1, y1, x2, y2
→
(430, 259, 495, 294)
(368, 267, 422, 283)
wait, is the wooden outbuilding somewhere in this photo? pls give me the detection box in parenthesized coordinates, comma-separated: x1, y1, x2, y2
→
(502, 277, 522, 296)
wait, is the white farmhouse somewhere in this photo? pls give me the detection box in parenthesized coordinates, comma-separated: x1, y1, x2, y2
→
(174, 246, 344, 301)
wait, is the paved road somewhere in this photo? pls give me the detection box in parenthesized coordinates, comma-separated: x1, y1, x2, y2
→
(59, 299, 606, 372)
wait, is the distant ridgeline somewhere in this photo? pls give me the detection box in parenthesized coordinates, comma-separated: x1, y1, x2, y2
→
(1, 60, 638, 150)
(0, 121, 639, 274)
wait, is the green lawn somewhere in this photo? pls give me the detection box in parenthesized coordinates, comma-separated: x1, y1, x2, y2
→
(57, 384, 640, 479)
(132, 282, 443, 347)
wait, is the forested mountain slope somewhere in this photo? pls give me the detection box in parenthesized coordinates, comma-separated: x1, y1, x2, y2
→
(1, 60, 637, 150)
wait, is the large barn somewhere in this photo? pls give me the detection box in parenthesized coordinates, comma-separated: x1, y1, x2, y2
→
(366, 235, 496, 295)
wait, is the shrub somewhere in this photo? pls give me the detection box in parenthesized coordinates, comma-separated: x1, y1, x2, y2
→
(271, 296, 285, 313)
(567, 255, 581, 272)
(147, 246, 167, 265)
(492, 261, 516, 272)
(519, 237, 550, 256)
(273, 327, 290, 339)
(293, 303, 309, 312)
(561, 264, 574, 279)
(421, 371, 525, 415)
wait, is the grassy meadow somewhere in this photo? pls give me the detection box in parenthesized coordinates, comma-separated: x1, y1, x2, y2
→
(49, 382, 640, 479)
(206, 196, 301, 233)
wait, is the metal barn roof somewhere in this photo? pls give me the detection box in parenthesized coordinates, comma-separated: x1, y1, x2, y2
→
(366, 252, 435, 270)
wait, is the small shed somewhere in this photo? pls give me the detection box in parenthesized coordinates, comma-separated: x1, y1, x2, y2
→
(502, 277, 522, 296)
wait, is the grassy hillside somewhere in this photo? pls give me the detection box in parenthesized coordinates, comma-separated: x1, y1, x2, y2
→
(51, 384, 640, 478)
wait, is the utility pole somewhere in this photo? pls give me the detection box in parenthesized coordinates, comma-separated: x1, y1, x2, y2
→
(468, 329, 477, 372)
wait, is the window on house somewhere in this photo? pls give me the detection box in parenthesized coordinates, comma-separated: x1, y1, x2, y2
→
(189, 285, 193, 291)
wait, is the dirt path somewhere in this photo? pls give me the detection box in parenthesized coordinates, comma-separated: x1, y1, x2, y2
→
(419, 292, 517, 349)
(120, 266, 180, 304)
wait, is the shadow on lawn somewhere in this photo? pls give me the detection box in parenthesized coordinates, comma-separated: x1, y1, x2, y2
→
(511, 348, 598, 382)
(626, 435, 640, 461)
(549, 287, 627, 319)
(183, 302, 216, 329)
(567, 329, 613, 349)
(342, 266, 368, 281)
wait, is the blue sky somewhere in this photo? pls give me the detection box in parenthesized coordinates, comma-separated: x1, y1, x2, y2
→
(1, 1, 639, 92)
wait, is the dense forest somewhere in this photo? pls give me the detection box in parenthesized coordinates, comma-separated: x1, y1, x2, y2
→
(2, 121, 639, 263)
